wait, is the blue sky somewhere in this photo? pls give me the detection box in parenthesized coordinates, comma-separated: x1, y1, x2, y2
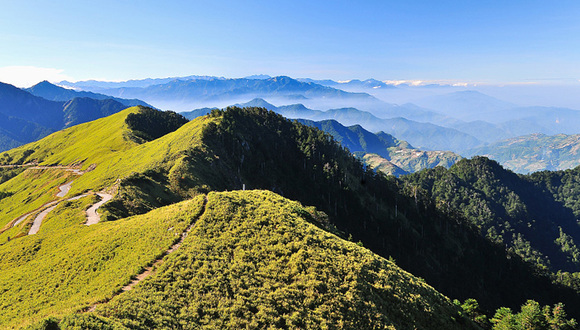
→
(1, 0, 580, 86)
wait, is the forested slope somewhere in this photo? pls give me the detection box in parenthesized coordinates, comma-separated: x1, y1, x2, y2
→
(403, 157, 580, 274)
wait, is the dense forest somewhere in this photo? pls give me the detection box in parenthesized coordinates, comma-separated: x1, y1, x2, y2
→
(125, 107, 189, 142)
(403, 157, 580, 273)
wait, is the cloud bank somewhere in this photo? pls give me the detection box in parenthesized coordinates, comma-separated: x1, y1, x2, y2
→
(0, 66, 74, 87)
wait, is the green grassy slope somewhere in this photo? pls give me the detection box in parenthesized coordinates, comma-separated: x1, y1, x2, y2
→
(28, 190, 475, 330)
(0, 195, 206, 329)
(0, 107, 214, 237)
(184, 108, 580, 317)
(0, 168, 79, 242)
(0, 107, 142, 168)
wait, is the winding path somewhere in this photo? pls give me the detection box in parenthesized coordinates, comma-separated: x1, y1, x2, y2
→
(13, 212, 34, 227)
(1, 164, 114, 234)
(25, 189, 111, 234)
(85, 193, 113, 226)
(28, 201, 60, 235)
(56, 181, 73, 197)
(27, 193, 91, 235)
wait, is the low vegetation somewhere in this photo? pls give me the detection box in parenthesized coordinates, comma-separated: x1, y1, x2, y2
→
(0, 195, 206, 329)
(0, 168, 78, 243)
(28, 190, 477, 329)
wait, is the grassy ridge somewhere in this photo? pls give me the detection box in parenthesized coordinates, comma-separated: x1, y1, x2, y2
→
(0, 107, 215, 241)
(1, 106, 578, 327)
(0, 195, 206, 329)
(91, 190, 473, 329)
(0, 108, 141, 169)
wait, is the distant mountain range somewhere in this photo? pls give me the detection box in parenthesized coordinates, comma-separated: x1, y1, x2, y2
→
(48, 74, 580, 173)
(414, 91, 580, 143)
(58, 75, 225, 90)
(0, 81, 149, 152)
(298, 78, 397, 90)
(413, 90, 517, 122)
(58, 76, 383, 112)
(465, 133, 580, 173)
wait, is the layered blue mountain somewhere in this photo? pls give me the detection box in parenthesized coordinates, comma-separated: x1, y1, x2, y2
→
(413, 90, 517, 121)
(50, 76, 580, 173)
(298, 78, 397, 90)
(64, 76, 386, 112)
(213, 98, 482, 153)
(58, 75, 225, 90)
(295, 118, 410, 158)
(0, 81, 64, 129)
(0, 81, 135, 151)
(411, 90, 580, 146)
(26, 81, 151, 108)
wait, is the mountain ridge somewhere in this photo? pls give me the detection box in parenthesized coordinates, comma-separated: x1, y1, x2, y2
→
(0, 81, 137, 152)
(295, 118, 461, 175)
(26, 81, 151, 108)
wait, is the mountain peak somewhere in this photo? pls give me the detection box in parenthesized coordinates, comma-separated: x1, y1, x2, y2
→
(235, 98, 277, 110)
(28, 80, 60, 91)
(269, 75, 294, 82)
(244, 74, 271, 80)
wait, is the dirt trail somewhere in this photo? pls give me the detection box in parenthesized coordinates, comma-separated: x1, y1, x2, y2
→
(27, 193, 90, 235)
(56, 181, 73, 197)
(13, 212, 34, 227)
(0, 164, 87, 177)
(86, 196, 208, 312)
(121, 219, 198, 291)
(1, 165, 105, 234)
(26, 180, 80, 235)
(28, 202, 60, 235)
(85, 193, 113, 225)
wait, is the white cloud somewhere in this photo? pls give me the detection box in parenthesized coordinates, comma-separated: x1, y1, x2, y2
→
(382, 80, 425, 86)
(0, 66, 74, 88)
(382, 79, 481, 87)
